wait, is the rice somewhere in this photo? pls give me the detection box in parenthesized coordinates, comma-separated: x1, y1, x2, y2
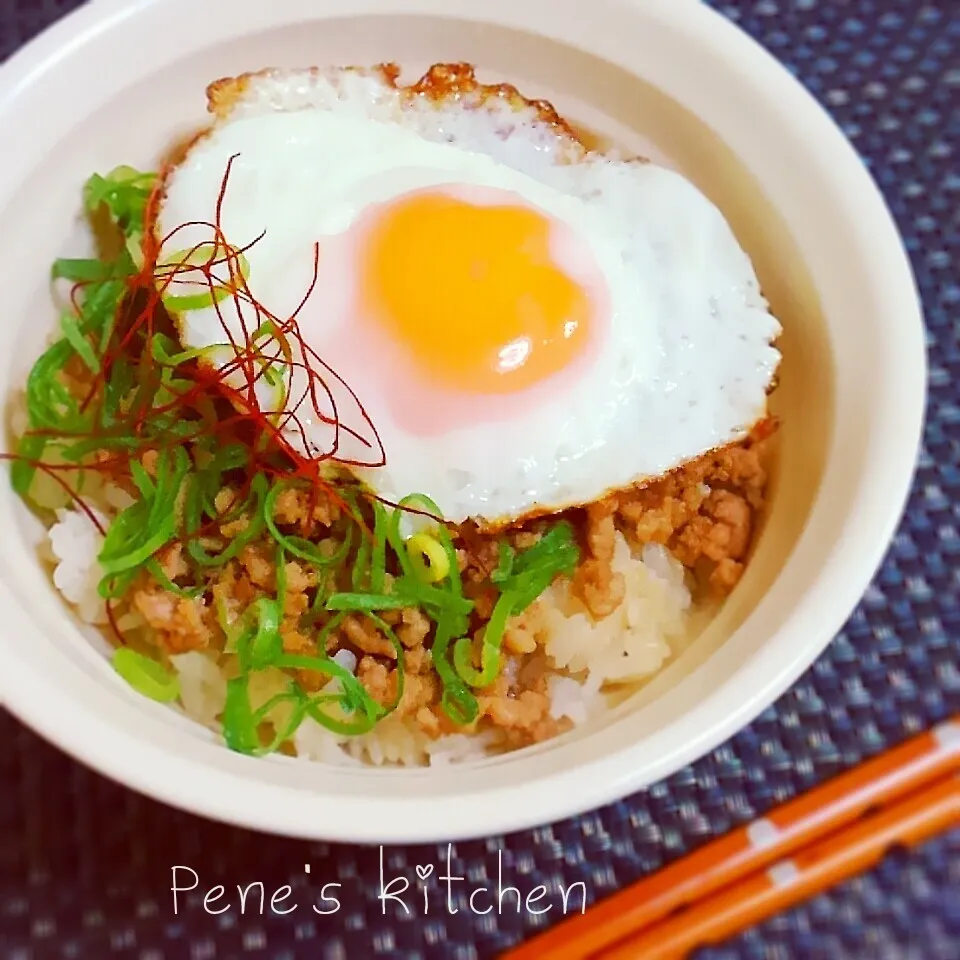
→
(170, 650, 228, 729)
(294, 718, 364, 766)
(547, 672, 605, 726)
(344, 714, 433, 766)
(425, 731, 498, 766)
(14, 57, 778, 769)
(41, 506, 694, 766)
(541, 533, 691, 684)
(47, 507, 109, 626)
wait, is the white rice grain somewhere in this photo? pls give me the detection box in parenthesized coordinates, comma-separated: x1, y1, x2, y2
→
(344, 714, 430, 766)
(47, 507, 108, 625)
(426, 731, 496, 766)
(542, 533, 690, 683)
(170, 651, 227, 729)
(548, 671, 605, 726)
(294, 718, 363, 766)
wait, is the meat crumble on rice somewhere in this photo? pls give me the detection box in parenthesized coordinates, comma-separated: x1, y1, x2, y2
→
(30, 203, 776, 766)
(78, 426, 771, 761)
(22, 64, 781, 767)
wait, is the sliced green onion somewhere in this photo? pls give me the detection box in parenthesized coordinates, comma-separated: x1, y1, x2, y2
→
(112, 648, 180, 703)
(386, 511, 415, 579)
(491, 542, 516, 584)
(512, 522, 579, 578)
(394, 495, 463, 599)
(326, 591, 411, 613)
(222, 675, 260, 754)
(391, 493, 444, 531)
(184, 474, 268, 568)
(58, 312, 100, 374)
(10, 433, 48, 497)
(162, 283, 233, 314)
(453, 590, 517, 689)
(99, 448, 189, 577)
(52, 258, 128, 284)
(391, 577, 474, 619)
(271, 528, 353, 568)
(303, 698, 379, 738)
(157, 245, 251, 313)
(100, 354, 135, 418)
(98, 569, 139, 602)
(493, 521, 580, 613)
(406, 532, 449, 584)
(129, 460, 155, 498)
(99, 501, 175, 577)
(275, 543, 288, 614)
(370, 501, 388, 593)
(144, 557, 204, 598)
(237, 597, 283, 671)
(440, 688, 479, 727)
(25, 338, 83, 431)
(432, 615, 479, 726)
(274, 652, 384, 737)
(150, 333, 221, 368)
(264, 480, 353, 567)
(326, 582, 472, 619)
(211, 443, 254, 475)
(83, 167, 156, 228)
(352, 523, 372, 592)
(253, 689, 309, 753)
(310, 569, 334, 615)
(273, 651, 360, 689)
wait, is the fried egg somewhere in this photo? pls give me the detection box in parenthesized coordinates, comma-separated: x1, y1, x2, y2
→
(157, 65, 781, 525)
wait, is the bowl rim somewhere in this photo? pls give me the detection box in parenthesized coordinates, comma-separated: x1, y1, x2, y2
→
(0, 0, 926, 842)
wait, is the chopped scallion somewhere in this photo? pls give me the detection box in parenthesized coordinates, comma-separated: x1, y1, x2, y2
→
(111, 648, 180, 703)
(407, 532, 449, 584)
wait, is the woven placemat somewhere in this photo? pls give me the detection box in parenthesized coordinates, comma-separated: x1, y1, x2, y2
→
(1, 1, 958, 958)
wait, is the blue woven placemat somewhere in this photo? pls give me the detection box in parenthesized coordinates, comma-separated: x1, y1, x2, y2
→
(1, 1, 958, 958)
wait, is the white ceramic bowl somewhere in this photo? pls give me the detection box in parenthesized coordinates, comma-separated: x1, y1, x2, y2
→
(0, 0, 925, 842)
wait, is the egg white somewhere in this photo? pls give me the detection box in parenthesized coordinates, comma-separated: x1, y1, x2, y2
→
(158, 69, 781, 525)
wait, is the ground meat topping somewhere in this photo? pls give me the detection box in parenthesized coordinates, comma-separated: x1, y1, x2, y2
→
(585, 500, 618, 563)
(396, 607, 431, 649)
(279, 624, 315, 655)
(270, 485, 341, 533)
(239, 544, 274, 590)
(214, 487, 250, 538)
(571, 558, 627, 619)
(572, 499, 625, 619)
(396, 671, 439, 718)
(120, 429, 772, 756)
(477, 687, 570, 745)
(156, 542, 189, 581)
(709, 557, 745, 594)
(282, 560, 315, 619)
(703, 489, 753, 560)
(503, 602, 545, 655)
(342, 615, 397, 660)
(133, 586, 212, 654)
(612, 434, 770, 595)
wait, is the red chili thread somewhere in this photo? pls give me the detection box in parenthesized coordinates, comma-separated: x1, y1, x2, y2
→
(9, 155, 400, 555)
(6, 151, 463, 635)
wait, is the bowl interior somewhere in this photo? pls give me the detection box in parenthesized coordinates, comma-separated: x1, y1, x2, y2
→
(0, 0, 919, 841)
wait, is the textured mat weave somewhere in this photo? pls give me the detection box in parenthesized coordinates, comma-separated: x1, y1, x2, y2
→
(1, 1, 959, 958)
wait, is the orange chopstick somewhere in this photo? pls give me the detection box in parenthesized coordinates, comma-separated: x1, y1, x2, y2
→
(503, 718, 960, 960)
(597, 772, 959, 960)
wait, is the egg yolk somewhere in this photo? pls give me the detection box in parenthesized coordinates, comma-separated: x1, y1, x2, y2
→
(360, 189, 600, 395)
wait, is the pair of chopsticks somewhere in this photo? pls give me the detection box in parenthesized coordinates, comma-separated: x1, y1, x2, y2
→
(504, 718, 960, 960)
